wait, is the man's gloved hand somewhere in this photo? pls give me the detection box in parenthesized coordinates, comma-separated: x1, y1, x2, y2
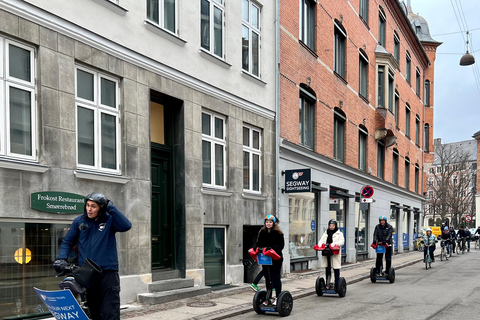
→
(53, 259, 67, 274)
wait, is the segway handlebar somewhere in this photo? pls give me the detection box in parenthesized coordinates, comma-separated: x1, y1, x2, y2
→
(248, 247, 281, 260)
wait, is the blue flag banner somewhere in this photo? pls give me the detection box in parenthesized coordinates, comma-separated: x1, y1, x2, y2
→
(34, 287, 89, 320)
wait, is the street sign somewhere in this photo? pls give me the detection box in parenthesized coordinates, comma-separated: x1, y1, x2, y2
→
(465, 215, 472, 222)
(361, 185, 374, 198)
(361, 198, 373, 203)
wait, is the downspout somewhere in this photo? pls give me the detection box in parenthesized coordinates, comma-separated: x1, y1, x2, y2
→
(275, 0, 280, 216)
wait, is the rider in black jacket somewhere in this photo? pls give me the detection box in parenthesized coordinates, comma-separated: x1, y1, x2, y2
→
(439, 227, 452, 255)
(372, 215, 393, 274)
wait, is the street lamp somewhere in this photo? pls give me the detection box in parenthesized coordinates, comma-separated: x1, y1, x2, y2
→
(460, 31, 475, 66)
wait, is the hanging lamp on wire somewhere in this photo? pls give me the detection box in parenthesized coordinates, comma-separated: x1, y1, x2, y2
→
(460, 31, 475, 66)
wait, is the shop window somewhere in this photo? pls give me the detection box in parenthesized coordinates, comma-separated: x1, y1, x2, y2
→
(201, 0, 224, 58)
(242, 0, 261, 77)
(202, 111, 226, 188)
(300, 0, 316, 51)
(355, 200, 368, 254)
(0, 38, 37, 161)
(243, 125, 261, 193)
(289, 192, 317, 260)
(147, 0, 177, 34)
(329, 194, 346, 254)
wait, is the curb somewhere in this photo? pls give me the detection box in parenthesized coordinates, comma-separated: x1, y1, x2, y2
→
(193, 257, 424, 320)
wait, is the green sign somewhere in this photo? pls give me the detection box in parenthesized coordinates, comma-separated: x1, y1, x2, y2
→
(30, 192, 85, 214)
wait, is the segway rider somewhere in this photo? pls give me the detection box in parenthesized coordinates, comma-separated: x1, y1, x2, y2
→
(54, 193, 132, 320)
(315, 219, 345, 289)
(439, 227, 451, 255)
(255, 215, 284, 306)
(421, 228, 437, 262)
(372, 215, 393, 274)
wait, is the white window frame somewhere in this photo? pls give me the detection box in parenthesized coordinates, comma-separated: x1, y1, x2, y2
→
(1, 38, 37, 161)
(202, 111, 226, 189)
(242, 124, 262, 194)
(242, 0, 261, 77)
(75, 65, 121, 174)
(201, 0, 225, 58)
(146, 0, 178, 34)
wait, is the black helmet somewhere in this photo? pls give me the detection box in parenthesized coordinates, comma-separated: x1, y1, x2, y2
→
(328, 219, 337, 228)
(84, 192, 108, 215)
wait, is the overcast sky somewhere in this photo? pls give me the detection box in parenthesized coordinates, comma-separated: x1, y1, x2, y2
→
(409, 0, 480, 143)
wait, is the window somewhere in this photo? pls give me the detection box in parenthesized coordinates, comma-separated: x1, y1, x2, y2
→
(300, 0, 315, 51)
(359, 0, 368, 23)
(427, 190, 433, 199)
(394, 31, 400, 65)
(242, 0, 260, 77)
(424, 80, 430, 106)
(414, 164, 419, 193)
(424, 123, 429, 151)
(392, 149, 399, 185)
(377, 65, 385, 108)
(359, 50, 368, 98)
(394, 91, 399, 126)
(147, 0, 177, 34)
(427, 177, 434, 186)
(0, 38, 36, 161)
(334, 21, 346, 79)
(415, 115, 420, 145)
(201, 0, 224, 58)
(436, 166, 441, 174)
(299, 86, 315, 149)
(405, 104, 410, 137)
(378, 7, 386, 47)
(76, 66, 120, 173)
(405, 158, 410, 190)
(415, 68, 421, 96)
(202, 111, 226, 188)
(377, 141, 385, 179)
(406, 51, 411, 84)
(243, 125, 261, 193)
(334, 108, 346, 162)
(358, 126, 368, 171)
(388, 71, 394, 112)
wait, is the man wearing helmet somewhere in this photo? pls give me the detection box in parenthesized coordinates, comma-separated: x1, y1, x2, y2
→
(315, 219, 345, 289)
(439, 226, 452, 255)
(54, 193, 132, 320)
(372, 215, 393, 274)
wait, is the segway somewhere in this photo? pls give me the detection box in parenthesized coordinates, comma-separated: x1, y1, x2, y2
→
(249, 247, 293, 317)
(369, 243, 395, 283)
(313, 244, 346, 297)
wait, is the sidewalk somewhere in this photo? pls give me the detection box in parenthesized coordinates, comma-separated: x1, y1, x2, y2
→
(120, 250, 425, 320)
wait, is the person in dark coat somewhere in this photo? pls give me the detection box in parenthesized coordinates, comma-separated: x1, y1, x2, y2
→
(371, 215, 393, 274)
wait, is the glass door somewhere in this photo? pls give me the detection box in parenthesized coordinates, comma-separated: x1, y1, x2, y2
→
(204, 227, 225, 286)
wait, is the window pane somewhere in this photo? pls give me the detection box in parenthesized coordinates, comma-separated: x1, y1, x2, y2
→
(101, 78, 116, 108)
(252, 32, 259, 76)
(9, 44, 31, 82)
(253, 154, 260, 191)
(201, 0, 210, 51)
(215, 143, 224, 186)
(253, 130, 259, 149)
(77, 69, 94, 101)
(202, 140, 211, 184)
(101, 113, 116, 169)
(147, 0, 159, 24)
(242, 25, 249, 71)
(78, 107, 95, 166)
(242, 0, 249, 22)
(243, 151, 249, 189)
(377, 66, 385, 108)
(9, 87, 32, 155)
(202, 113, 211, 135)
(388, 75, 394, 112)
(251, 5, 259, 29)
(163, 0, 176, 32)
(214, 117, 223, 139)
(243, 127, 249, 146)
(213, 7, 223, 56)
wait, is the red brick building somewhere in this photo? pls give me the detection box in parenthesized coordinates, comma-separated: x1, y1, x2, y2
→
(278, 0, 440, 270)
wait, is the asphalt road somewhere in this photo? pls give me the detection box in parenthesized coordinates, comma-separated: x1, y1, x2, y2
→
(235, 249, 480, 319)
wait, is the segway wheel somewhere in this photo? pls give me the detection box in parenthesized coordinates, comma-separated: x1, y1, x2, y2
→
(369, 267, 376, 283)
(253, 290, 267, 314)
(337, 277, 347, 298)
(276, 291, 293, 317)
(315, 277, 324, 296)
(388, 268, 395, 283)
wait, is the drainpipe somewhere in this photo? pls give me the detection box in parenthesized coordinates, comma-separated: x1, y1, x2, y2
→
(275, 0, 280, 217)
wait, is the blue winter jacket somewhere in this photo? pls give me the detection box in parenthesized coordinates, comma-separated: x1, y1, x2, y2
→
(57, 203, 132, 270)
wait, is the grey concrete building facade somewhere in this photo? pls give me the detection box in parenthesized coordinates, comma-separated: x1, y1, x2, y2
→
(0, 0, 276, 317)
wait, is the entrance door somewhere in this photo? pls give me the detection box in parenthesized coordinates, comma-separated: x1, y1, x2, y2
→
(151, 145, 174, 269)
(204, 227, 225, 286)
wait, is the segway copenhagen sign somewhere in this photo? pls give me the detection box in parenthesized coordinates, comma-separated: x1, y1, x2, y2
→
(30, 192, 85, 214)
(284, 169, 311, 193)
(34, 287, 89, 320)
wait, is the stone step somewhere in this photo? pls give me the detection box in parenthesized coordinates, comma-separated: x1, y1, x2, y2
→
(138, 286, 212, 305)
(152, 269, 181, 281)
(148, 278, 195, 292)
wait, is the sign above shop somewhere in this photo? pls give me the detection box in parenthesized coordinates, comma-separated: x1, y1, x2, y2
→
(284, 169, 311, 193)
(30, 192, 85, 214)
